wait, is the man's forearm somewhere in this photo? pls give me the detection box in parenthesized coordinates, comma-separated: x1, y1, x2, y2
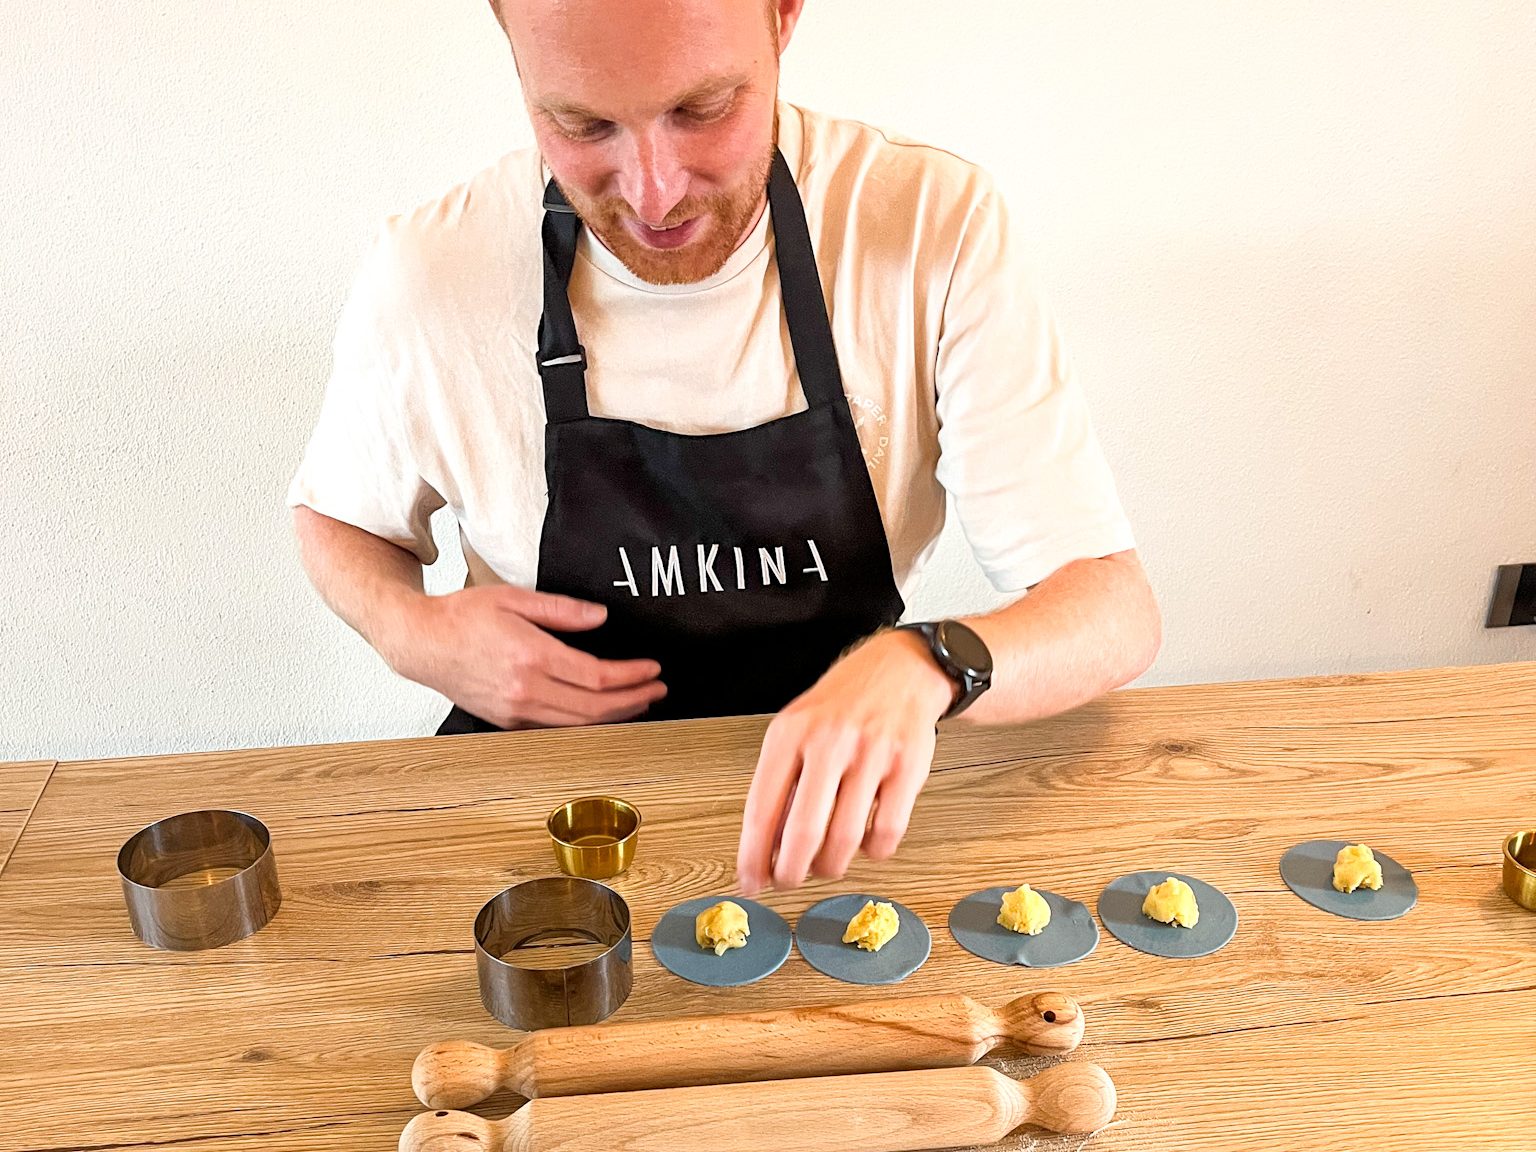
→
(291, 506, 427, 672)
(955, 549, 1161, 726)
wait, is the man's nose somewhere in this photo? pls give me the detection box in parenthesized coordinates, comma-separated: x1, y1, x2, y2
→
(618, 131, 688, 227)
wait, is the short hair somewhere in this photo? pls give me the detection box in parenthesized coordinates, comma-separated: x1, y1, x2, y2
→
(490, 0, 779, 39)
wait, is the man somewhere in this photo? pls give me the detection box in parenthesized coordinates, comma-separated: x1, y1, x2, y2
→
(288, 0, 1161, 895)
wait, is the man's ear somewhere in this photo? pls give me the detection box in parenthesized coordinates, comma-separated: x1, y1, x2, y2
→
(774, 0, 808, 55)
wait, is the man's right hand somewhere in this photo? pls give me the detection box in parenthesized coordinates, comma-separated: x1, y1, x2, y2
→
(389, 586, 666, 729)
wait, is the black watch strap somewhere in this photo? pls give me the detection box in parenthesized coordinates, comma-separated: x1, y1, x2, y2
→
(899, 620, 993, 721)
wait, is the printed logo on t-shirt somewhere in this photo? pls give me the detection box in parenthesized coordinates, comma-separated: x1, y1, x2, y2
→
(848, 394, 890, 471)
(612, 540, 829, 598)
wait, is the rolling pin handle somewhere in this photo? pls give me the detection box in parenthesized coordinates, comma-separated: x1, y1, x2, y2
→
(398, 1107, 507, 1152)
(996, 991, 1086, 1055)
(412, 1040, 510, 1111)
(1018, 1062, 1118, 1135)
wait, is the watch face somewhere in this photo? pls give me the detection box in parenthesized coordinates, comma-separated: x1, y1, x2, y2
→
(935, 620, 992, 676)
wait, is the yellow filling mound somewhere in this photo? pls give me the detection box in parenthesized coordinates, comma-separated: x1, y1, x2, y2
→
(1332, 844, 1384, 894)
(1143, 877, 1199, 928)
(694, 901, 750, 956)
(842, 900, 900, 952)
(997, 884, 1052, 936)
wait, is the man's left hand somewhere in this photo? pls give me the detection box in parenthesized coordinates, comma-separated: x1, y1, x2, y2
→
(735, 628, 955, 893)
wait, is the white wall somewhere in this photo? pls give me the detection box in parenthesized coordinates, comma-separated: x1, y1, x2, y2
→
(3, 1, 1532, 761)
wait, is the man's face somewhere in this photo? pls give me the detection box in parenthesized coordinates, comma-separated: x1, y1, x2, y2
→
(501, 0, 797, 286)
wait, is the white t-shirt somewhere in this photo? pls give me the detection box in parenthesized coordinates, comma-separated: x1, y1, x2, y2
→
(287, 102, 1135, 600)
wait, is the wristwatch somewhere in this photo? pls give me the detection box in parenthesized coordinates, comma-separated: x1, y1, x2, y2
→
(897, 619, 993, 720)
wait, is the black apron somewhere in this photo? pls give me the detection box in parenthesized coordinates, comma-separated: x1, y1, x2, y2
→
(437, 151, 904, 734)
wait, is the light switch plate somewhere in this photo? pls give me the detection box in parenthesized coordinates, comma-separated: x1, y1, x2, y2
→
(1487, 564, 1536, 628)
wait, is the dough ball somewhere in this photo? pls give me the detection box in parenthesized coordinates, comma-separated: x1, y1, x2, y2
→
(842, 900, 900, 952)
(1142, 877, 1199, 928)
(997, 883, 1052, 936)
(694, 901, 751, 956)
(1332, 844, 1384, 893)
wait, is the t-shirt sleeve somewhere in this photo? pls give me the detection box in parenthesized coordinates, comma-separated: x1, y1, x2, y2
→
(285, 226, 446, 565)
(932, 180, 1136, 593)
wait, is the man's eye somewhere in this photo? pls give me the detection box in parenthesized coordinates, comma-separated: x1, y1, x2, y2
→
(560, 119, 614, 141)
(676, 100, 733, 124)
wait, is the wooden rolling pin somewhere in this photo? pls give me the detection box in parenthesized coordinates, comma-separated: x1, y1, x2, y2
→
(400, 1062, 1115, 1152)
(414, 991, 1083, 1108)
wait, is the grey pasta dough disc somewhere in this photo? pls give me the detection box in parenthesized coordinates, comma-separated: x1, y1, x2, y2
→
(795, 894, 931, 985)
(1098, 871, 1238, 959)
(1279, 840, 1417, 921)
(949, 887, 1099, 968)
(651, 896, 793, 987)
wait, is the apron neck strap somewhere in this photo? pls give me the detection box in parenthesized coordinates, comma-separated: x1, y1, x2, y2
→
(535, 149, 845, 423)
(763, 148, 845, 411)
(537, 184, 589, 422)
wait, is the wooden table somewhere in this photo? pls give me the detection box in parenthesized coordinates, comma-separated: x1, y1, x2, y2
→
(3, 663, 1534, 1151)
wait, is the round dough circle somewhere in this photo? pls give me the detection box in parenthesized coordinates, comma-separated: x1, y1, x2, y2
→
(949, 887, 1099, 968)
(651, 896, 792, 987)
(1279, 840, 1417, 921)
(1098, 871, 1238, 959)
(795, 894, 931, 985)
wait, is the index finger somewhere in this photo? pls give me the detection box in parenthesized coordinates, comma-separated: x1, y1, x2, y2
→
(541, 637, 662, 692)
(736, 721, 803, 895)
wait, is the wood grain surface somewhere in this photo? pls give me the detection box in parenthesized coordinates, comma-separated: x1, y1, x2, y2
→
(2, 663, 1534, 1152)
(0, 761, 55, 879)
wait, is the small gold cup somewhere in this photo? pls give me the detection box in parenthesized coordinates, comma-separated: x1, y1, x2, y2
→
(547, 796, 641, 880)
(1503, 830, 1536, 912)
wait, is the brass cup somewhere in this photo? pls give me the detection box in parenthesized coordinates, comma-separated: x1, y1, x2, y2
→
(547, 796, 640, 880)
(1502, 830, 1536, 912)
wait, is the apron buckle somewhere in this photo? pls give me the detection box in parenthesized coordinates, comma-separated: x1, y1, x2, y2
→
(539, 345, 587, 371)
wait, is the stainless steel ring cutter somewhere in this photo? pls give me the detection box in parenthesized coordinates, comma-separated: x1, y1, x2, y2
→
(116, 809, 281, 950)
(475, 876, 633, 1029)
